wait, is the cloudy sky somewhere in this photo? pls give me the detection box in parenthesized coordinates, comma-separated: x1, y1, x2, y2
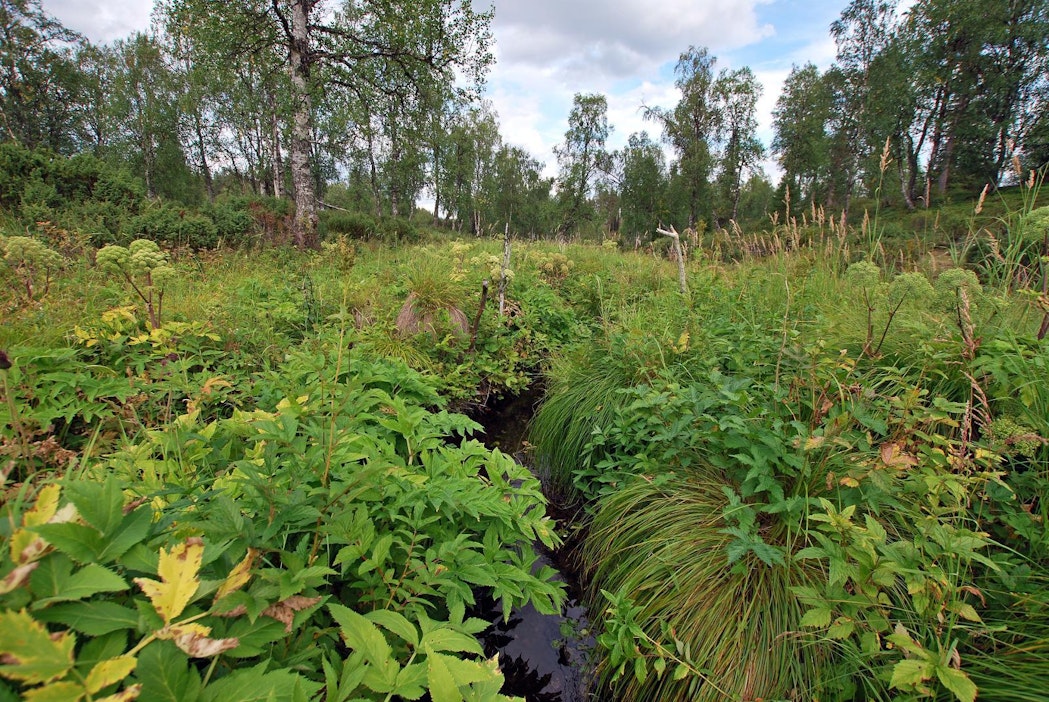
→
(41, 0, 847, 181)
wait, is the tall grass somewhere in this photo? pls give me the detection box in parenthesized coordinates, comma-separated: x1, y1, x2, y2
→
(585, 472, 825, 701)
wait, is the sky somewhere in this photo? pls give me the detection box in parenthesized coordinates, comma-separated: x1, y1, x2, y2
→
(41, 0, 848, 182)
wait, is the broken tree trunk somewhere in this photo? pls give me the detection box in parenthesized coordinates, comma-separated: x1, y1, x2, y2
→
(656, 225, 689, 295)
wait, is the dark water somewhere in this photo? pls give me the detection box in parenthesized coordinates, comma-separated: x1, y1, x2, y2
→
(474, 388, 595, 702)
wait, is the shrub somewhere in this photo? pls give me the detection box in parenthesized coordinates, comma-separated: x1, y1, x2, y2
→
(321, 209, 377, 239)
(128, 205, 218, 248)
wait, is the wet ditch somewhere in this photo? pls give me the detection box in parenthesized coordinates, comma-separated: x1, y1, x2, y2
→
(472, 386, 596, 702)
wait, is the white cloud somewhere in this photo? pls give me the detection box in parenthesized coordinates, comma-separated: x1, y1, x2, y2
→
(41, 0, 155, 44)
(495, 0, 773, 80)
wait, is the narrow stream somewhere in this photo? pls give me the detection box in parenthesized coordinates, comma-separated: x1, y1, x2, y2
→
(474, 388, 595, 702)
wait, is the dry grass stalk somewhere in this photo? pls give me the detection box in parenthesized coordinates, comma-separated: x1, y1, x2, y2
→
(879, 136, 892, 174)
(974, 184, 989, 215)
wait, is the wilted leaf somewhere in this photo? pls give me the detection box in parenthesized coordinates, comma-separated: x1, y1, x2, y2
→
(167, 625, 238, 658)
(0, 610, 75, 684)
(262, 595, 321, 633)
(0, 562, 39, 594)
(133, 538, 203, 624)
(880, 442, 918, 469)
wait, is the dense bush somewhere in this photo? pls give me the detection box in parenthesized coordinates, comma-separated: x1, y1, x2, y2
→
(128, 204, 218, 248)
(320, 209, 377, 239)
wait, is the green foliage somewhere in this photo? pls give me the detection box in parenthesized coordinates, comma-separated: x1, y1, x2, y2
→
(129, 205, 219, 249)
(1, 342, 564, 701)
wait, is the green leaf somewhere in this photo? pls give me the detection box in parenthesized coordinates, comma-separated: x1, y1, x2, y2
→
(35, 602, 139, 636)
(199, 663, 321, 702)
(421, 628, 483, 656)
(136, 642, 201, 702)
(672, 664, 689, 681)
(33, 563, 128, 606)
(799, 607, 832, 628)
(0, 610, 76, 684)
(936, 665, 977, 702)
(949, 602, 982, 623)
(890, 659, 933, 690)
(827, 618, 855, 640)
(65, 479, 123, 536)
(327, 604, 392, 666)
(633, 656, 647, 684)
(96, 508, 153, 563)
(31, 523, 103, 563)
(366, 610, 419, 648)
(426, 651, 462, 702)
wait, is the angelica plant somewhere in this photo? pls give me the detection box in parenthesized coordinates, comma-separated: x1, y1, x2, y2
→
(1, 235, 65, 303)
(96, 239, 175, 329)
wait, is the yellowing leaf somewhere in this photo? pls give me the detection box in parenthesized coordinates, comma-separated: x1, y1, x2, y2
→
(85, 656, 137, 694)
(839, 476, 860, 488)
(0, 610, 76, 684)
(133, 538, 203, 624)
(25, 485, 61, 527)
(214, 548, 258, 602)
(10, 485, 62, 564)
(23, 681, 85, 701)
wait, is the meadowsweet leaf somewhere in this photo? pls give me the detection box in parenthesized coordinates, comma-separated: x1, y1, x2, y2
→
(135, 642, 201, 702)
(133, 538, 203, 624)
(799, 607, 832, 628)
(35, 602, 138, 636)
(23, 485, 62, 528)
(672, 664, 689, 681)
(421, 629, 483, 656)
(262, 596, 321, 633)
(168, 625, 239, 658)
(34, 562, 128, 605)
(426, 651, 462, 702)
(827, 618, 855, 640)
(365, 610, 419, 648)
(328, 604, 392, 666)
(0, 562, 38, 594)
(64, 479, 123, 537)
(84, 656, 137, 694)
(22, 681, 85, 701)
(890, 659, 933, 690)
(0, 610, 76, 684)
(214, 549, 258, 602)
(31, 523, 103, 563)
(936, 665, 977, 702)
